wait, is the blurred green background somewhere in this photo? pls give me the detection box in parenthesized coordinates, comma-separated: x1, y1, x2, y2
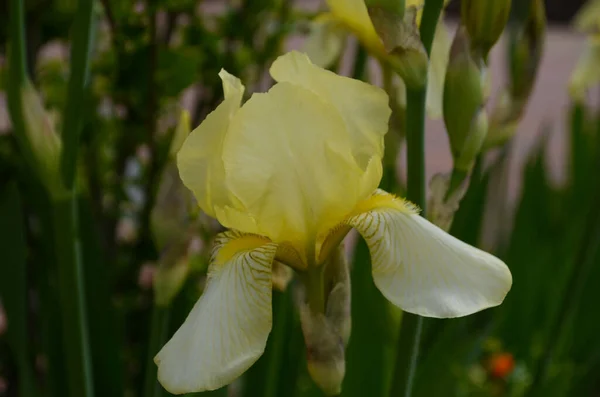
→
(1, 0, 600, 396)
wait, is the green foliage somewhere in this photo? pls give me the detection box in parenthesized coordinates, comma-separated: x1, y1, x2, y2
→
(1, 1, 600, 397)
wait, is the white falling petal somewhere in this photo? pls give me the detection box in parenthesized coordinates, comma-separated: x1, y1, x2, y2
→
(346, 190, 512, 318)
(155, 231, 277, 394)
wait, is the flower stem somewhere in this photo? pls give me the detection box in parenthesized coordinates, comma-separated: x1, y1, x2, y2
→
(6, 0, 36, 170)
(52, 194, 95, 397)
(54, 0, 96, 395)
(60, 0, 96, 189)
(389, 1, 444, 397)
(305, 266, 327, 314)
(144, 305, 171, 397)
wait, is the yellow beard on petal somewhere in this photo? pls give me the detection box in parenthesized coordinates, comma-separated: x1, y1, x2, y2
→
(215, 234, 271, 266)
(346, 191, 419, 219)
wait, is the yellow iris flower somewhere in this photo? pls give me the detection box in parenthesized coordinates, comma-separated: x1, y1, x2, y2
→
(154, 51, 512, 394)
(570, 0, 600, 100)
(304, 0, 451, 118)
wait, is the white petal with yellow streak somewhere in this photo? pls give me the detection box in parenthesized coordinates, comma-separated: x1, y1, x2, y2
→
(346, 190, 512, 318)
(155, 231, 277, 394)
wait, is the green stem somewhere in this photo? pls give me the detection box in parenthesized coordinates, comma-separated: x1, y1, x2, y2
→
(390, 1, 444, 397)
(263, 291, 293, 397)
(305, 266, 326, 314)
(7, 0, 26, 82)
(144, 306, 171, 397)
(351, 45, 369, 81)
(52, 194, 95, 397)
(0, 182, 38, 397)
(60, 0, 96, 189)
(6, 0, 37, 171)
(49, 2, 97, 395)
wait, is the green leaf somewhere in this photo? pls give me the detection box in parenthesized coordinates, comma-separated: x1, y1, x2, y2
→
(79, 197, 125, 396)
(243, 289, 296, 397)
(0, 180, 37, 396)
(157, 47, 202, 98)
(342, 239, 399, 397)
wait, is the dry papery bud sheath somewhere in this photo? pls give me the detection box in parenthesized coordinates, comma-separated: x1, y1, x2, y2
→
(368, 5, 428, 89)
(298, 246, 351, 395)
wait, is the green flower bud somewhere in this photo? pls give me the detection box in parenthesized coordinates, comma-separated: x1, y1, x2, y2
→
(484, 0, 545, 149)
(20, 81, 65, 198)
(461, 0, 512, 58)
(509, 0, 546, 101)
(443, 26, 488, 174)
(570, 38, 600, 102)
(369, 5, 428, 88)
(483, 91, 522, 150)
(454, 109, 488, 173)
(153, 245, 190, 307)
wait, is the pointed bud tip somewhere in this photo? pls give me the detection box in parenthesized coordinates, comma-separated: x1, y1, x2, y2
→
(461, 0, 512, 57)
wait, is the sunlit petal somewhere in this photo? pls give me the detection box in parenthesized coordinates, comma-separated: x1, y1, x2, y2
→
(155, 231, 277, 393)
(346, 190, 512, 318)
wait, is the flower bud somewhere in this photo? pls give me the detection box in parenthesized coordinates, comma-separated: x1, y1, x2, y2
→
(573, 0, 600, 35)
(298, 246, 351, 395)
(485, 0, 545, 149)
(461, 0, 512, 58)
(20, 81, 65, 198)
(368, 5, 428, 88)
(569, 38, 600, 102)
(151, 165, 194, 251)
(153, 243, 190, 307)
(300, 305, 346, 396)
(443, 27, 488, 175)
(483, 91, 522, 150)
(303, 14, 347, 68)
(509, 0, 546, 102)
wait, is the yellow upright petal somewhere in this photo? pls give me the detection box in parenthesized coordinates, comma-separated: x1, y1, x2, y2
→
(177, 70, 259, 233)
(155, 231, 277, 393)
(346, 189, 512, 318)
(326, 0, 384, 54)
(222, 82, 365, 254)
(270, 51, 390, 169)
(177, 70, 243, 218)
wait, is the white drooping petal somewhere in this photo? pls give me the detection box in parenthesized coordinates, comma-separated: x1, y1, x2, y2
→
(346, 190, 512, 318)
(155, 231, 277, 394)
